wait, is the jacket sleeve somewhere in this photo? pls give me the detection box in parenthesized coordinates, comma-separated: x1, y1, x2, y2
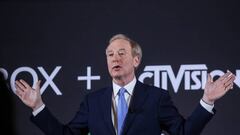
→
(30, 97, 89, 135)
(158, 90, 214, 135)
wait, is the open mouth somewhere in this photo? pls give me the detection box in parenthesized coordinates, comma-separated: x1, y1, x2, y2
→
(113, 65, 121, 70)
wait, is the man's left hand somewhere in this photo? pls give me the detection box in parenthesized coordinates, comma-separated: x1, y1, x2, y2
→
(203, 70, 236, 105)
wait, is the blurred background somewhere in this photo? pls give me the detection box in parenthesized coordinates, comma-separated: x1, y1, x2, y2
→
(0, 0, 239, 135)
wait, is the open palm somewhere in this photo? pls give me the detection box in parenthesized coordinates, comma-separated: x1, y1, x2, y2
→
(15, 79, 43, 110)
(203, 71, 235, 104)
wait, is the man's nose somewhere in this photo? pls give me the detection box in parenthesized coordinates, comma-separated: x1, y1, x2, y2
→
(112, 53, 121, 61)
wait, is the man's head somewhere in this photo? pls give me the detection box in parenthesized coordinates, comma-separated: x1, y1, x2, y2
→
(106, 34, 142, 84)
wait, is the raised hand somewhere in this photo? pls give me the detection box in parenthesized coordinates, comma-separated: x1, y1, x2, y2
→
(203, 71, 236, 105)
(15, 79, 44, 111)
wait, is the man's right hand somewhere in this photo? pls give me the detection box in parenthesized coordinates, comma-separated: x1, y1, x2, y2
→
(15, 79, 44, 111)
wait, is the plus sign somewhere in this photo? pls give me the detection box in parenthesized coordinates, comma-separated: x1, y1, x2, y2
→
(77, 66, 101, 90)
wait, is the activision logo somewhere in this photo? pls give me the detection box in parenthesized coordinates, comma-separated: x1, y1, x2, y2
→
(139, 64, 240, 93)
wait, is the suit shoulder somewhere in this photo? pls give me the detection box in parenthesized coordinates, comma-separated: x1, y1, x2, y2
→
(141, 82, 170, 96)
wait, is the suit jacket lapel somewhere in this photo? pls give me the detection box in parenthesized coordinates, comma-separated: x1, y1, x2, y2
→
(101, 87, 116, 135)
(122, 81, 149, 134)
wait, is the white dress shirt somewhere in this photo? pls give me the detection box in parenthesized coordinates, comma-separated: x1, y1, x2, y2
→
(111, 77, 136, 133)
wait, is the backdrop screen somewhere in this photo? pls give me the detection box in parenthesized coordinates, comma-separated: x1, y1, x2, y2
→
(1, 1, 239, 135)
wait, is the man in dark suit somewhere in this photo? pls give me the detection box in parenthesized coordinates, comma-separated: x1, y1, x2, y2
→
(15, 34, 235, 135)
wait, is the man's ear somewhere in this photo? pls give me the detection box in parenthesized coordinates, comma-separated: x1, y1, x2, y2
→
(133, 56, 140, 68)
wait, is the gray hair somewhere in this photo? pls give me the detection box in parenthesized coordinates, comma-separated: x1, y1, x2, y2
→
(108, 34, 142, 63)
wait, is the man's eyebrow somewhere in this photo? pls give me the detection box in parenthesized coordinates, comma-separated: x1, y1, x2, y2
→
(106, 48, 126, 53)
(106, 50, 113, 54)
(119, 48, 126, 51)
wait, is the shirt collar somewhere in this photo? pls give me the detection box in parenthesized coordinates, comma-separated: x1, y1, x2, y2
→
(112, 77, 137, 98)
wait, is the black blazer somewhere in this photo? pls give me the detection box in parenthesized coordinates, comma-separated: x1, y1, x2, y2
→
(31, 81, 214, 135)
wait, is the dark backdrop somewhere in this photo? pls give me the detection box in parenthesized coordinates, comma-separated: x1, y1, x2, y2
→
(0, 0, 239, 135)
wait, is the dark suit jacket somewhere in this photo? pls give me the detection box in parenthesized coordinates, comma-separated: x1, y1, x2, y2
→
(31, 81, 214, 135)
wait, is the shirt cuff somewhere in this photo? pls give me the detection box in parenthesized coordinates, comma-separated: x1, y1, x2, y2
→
(32, 104, 45, 116)
(200, 99, 214, 114)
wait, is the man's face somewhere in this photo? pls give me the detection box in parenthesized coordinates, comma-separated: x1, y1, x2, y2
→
(106, 39, 140, 81)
